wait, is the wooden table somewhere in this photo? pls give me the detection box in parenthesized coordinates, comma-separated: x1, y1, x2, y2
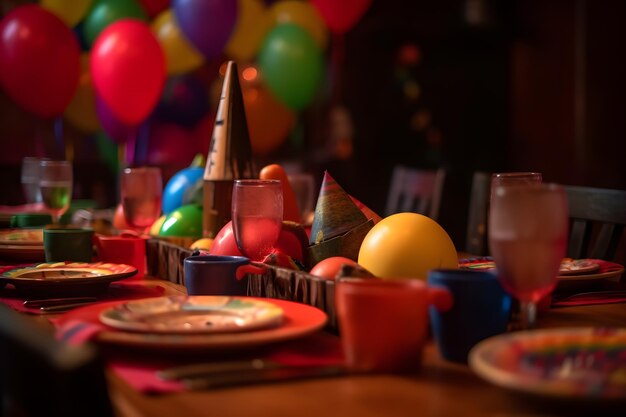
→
(99, 279, 625, 417)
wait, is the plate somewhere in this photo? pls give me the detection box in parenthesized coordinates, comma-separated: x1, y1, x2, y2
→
(558, 258, 600, 275)
(0, 262, 138, 297)
(100, 296, 284, 334)
(469, 328, 626, 401)
(0, 229, 44, 261)
(57, 298, 327, 350)
(0, 228, 43, 245)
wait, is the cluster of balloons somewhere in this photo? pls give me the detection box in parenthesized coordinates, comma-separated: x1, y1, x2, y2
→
(0, 0, 373, 160)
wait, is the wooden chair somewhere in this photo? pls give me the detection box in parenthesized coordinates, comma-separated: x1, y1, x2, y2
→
(565, 185, 626, 261)
(465, 171, 491, 256)
(385, 165, 446, 221)
(0, 306, 112, 417)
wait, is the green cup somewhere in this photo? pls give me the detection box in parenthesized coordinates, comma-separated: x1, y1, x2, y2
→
(10, 213, 53, 228)
(43, 227, 95, 263)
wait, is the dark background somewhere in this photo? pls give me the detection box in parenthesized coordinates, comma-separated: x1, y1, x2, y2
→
(2, 0, 625, 251)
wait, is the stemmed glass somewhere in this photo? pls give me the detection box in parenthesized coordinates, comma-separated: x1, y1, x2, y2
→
(490, 172, 542, 200)
(120, 167, 163, 235)
(488, 183, 568, 329)
(38, 160, 73, 225)
(231, 180, 283, 261)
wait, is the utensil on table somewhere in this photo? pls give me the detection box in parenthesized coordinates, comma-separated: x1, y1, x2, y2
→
(158, 358, 345, 390)
(23, 296, 99, 312)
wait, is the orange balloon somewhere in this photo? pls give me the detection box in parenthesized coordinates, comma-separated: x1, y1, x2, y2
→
(240, 67, 295, 156)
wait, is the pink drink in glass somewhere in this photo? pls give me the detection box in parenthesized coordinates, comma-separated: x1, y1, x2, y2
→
(232, 180, 283, 261)
(121, 167, 163, 233)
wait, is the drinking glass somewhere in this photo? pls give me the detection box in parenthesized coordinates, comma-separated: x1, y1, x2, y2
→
(490, 172, 542, 200)
(120, 167, 163, 235)
(231, 179, 283, 261)
(488, 183, 568, 329)
(21, 157, 47, 203)
(38, 160, 73, 225)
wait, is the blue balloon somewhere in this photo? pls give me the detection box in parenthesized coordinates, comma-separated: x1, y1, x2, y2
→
(162, 167, 204, 214)
(172, 0, 237, 60)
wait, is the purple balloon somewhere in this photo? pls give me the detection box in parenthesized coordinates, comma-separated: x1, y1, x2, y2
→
(173, 0, 237, 60)
(96, 95, 138, 144)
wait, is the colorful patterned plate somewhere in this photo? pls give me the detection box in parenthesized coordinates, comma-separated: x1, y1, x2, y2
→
(100, 296, 284, 334)
(0, 262, 137, 297)
(0, 229, 44, 261)
(469, 328, 626, 401)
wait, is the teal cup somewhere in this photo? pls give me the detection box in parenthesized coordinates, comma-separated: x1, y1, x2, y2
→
(43, 227, 95, 263)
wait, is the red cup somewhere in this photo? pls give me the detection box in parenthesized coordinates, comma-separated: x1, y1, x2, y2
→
(95, 234, 148, 278)
(336, 278, 452, 373)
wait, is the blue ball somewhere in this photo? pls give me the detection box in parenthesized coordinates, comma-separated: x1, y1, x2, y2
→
(162, 167, 204, 215)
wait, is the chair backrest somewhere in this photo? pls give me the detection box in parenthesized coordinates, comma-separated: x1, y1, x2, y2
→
(0, 306, 112, 417)
(465, 171, 491, 256)
(564, 185, 626, 261)
(385, 165, 446, 220)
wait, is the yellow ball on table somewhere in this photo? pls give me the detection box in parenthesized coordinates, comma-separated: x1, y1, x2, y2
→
(358, 213, 458, 280)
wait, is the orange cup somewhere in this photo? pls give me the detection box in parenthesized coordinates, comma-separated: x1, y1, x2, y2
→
(336, 278, 452, 373)
(95, 234, 148, 278)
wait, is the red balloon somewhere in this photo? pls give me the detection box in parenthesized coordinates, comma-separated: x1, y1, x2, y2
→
(0, 5, 80, 118)
(310, 0, 372, 34)
(91, 20, 165, 125)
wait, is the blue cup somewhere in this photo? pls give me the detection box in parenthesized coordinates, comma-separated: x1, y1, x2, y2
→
(427, 269, 512, 363)
(183, 255, 266, 296)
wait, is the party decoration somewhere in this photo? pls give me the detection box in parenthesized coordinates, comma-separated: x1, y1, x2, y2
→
(259, 164, 302, 224)
(137, 0, 169, 17)
(358, 213, 458, 281)
(64, 54, 100, 134)
(308, 171, 374, 265)
(258, 24, 323, 110)
(152, 9, 204, 75)
(162, 166, 204, 215)
(93, 132, 119, 173)
(160, 204, 203, 238)
(91, 20, 166, 125)
(95, 96, 138, 143)
(202, 61, 255, 238)
(242, 78, 295, 156)
(41, 0, 92, 26)
(269, 0, 328, 48)
(153, 75, 209, 128)
(311, 0, 372, 34)
(83, 0, 148, 46)
(225, 0, 270, 62)
(0, 5, 80, 118)
(173, 0, 238, 60)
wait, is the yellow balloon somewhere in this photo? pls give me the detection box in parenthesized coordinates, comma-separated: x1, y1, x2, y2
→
(225, 0, 271, 62)
(150, 215, 167, 236)
(64, 54, 100, 134)
(269, 0, 328, 49)
(41, 0, 92, 27)
(152, 9, 204, 75)
(358, 213, 458, 280)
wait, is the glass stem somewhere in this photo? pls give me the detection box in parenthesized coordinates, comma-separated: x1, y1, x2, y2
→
(519, 301, 537, 330)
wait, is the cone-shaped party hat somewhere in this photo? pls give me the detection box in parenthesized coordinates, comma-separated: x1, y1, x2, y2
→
(202, 61, 255, 238)
(204, 61, 255, 181)
(309, 171, 369, 245)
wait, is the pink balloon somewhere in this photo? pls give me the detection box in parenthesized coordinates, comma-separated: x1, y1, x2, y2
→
(91, 20, 165, 125)
(0, 5, 80, 118)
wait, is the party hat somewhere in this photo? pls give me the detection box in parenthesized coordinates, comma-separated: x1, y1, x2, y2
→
(202, 61, 255, 238)
(308, 172, 374, 264)
(204, 61, 255, 181)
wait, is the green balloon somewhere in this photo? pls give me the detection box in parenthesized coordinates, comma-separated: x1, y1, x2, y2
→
(94, 132, 119, 173)
(160, 204, 203, 238)
(83, 0, 148, 47)
(258, 24, 323, 110)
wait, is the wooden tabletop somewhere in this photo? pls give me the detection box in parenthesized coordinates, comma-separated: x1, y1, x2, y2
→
(100, 279, 626, 417)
